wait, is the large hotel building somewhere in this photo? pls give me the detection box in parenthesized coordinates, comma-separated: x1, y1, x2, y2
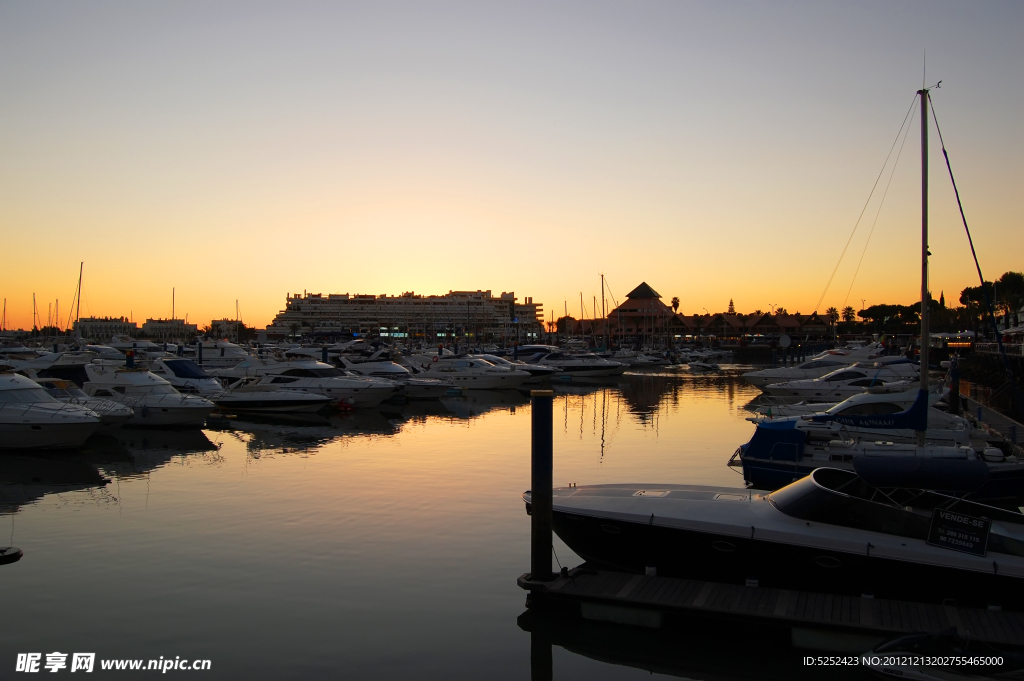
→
(267, 290, 544, 341)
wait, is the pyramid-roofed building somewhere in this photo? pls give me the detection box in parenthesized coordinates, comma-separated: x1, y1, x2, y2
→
(625, 282, 662, 299)
(607, 282, 687, 338)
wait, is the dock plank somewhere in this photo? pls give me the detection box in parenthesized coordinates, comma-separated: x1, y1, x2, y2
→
(535, 568, 1024, 647)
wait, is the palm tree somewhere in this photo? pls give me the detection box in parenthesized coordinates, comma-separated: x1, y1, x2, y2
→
(841, 306, 856, 322)
(752, 309, 764, 316)
(671, 296, 680, 313)
(826, 307, 840, 326)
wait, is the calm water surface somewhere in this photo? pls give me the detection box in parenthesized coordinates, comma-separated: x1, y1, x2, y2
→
(2, 370, 870, 679)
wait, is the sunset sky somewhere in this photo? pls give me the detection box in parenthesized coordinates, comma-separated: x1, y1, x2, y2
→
(1, 1, 1021, 330)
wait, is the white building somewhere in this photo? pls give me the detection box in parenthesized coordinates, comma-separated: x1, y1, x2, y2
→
(141, 318, 198, 342)
(267, 290, 543, 341)
(73, 316, 139, 341)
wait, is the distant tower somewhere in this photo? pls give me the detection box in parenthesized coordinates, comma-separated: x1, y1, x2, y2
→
(727, 298, 735, 315)
(939, 291, 945, 307)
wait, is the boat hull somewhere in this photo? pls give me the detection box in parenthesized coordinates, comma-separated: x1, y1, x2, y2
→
(126, 404, 212, 427)
(213, 396, 329, 413)
(0, 421, 100, 449)
(545, 506, 1022, 609)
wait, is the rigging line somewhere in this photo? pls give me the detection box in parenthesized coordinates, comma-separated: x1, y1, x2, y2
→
(843, 97, 919, 309)
(813, 94, 918, 314)
(929, 94, 1021, 414)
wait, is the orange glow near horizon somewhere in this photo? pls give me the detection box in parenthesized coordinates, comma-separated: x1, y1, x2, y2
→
(1, 3, 1020, 332)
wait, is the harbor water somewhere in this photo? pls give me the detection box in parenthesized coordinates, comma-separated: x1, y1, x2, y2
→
(2, 371, 867, 679)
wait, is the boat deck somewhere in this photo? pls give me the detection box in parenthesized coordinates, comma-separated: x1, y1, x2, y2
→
(519, 565, 1024, 647)
(966, 395, 1024, 455)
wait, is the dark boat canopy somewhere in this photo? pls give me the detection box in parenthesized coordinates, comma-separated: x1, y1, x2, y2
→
(853, 455, 989, 492)
(768, 469, 931, 541)
(768, 468, 1024, 557)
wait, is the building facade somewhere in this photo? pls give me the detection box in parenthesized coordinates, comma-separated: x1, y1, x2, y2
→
(73, 316, 139, 341)
(140, 318, 199, 341)
(266, 290, 543, 341)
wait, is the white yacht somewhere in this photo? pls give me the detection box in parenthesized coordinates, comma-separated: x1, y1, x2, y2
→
(406, 356, 530, 390)
(33, 377, 134, 430)
(82, 365, 215, 427)
(335, 358, 452, 399)
(213, 360, 398, 407)
(742, 343, 893, 388)
(147, 358, 224, 396)
(762, 361, 920, 399)
(0, 373, 102, 448)
(187, 339, 251, 369)
(532, 352, 625, 378)
(213, 378, 333, 413)
(606, 350, 672, 367)
(756, 388, 974, 446)
(469, 354, 559, 381)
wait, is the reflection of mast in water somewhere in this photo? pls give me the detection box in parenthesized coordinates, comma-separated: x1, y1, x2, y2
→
(563, 394, 568, 435)
(599, 389, 607, 461)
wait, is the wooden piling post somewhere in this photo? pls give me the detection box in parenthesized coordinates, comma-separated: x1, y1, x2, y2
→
(531, 389, 554, 582)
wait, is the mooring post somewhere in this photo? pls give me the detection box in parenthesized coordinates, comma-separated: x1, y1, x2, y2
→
(197, 342, 203, 366)
(321, 346, 328, 363)
(531, 389, 554, 582)
(531, 628, 553, 681)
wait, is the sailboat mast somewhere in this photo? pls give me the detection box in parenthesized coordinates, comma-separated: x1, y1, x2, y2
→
(917, 86, 930, 445)
(75, 261, 83, 339)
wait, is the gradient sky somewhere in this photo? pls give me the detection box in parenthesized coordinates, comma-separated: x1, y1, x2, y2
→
(1, 1, 1021, 330)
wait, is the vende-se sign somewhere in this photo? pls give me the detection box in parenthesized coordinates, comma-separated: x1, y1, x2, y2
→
(926, 508, 991, 557)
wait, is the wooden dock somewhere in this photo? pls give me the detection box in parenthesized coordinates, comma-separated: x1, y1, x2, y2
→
(519, 566, 1024, 648)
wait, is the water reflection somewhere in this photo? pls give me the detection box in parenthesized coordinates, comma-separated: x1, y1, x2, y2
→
(0, 454, 110, 512)
(518, 605, 871, 681)
(4, 371, 771, 680)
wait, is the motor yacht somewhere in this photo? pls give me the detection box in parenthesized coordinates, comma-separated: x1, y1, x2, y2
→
(33, 377, 134, 430)
(734, 394, 1021, 501)
(334, 358, 451, 399)
(147, 358, 224, 396)
(469, 354, 559, 381)
(407, 356, 530, 390)
(0, 373, 102, 448)
(687, 361, 720, 372)
(213, 378, 333, 413)
(82, 365, 215, 427)
(213, 360, 398, 407)
(761, 361, 919, 399)
(741, 343, 895, 389)
(605, 350, 672, 368)
(750, 387, 973, 446)
(187, 339, 251, 369)
(530, 352, 625, 378)
(524, 467, 1024, 608)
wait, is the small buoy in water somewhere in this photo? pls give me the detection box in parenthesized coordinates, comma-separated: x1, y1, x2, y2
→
(0, 547, 23, 565)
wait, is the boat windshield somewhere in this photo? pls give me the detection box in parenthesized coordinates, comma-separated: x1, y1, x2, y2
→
(163, 359, 212, 379)
(281, 368, 343, 378)
(768, 469, 931, 540)
(0, 388, 58, 403)
(768, 469, 1024, 556)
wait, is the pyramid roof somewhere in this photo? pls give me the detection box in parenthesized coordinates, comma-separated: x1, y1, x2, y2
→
(625, 282, 662, 299)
